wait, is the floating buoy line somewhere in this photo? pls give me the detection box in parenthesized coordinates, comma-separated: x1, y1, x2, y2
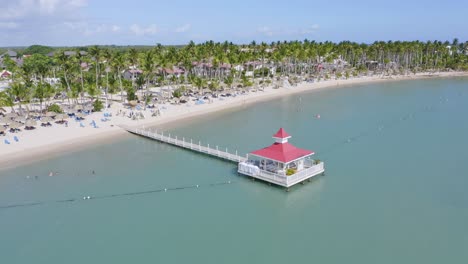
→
(318, 91, 464, 158)
(0, 181, 233, 210)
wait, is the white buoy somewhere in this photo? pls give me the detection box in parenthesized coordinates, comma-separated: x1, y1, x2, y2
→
(164, 188, 167, 192)
(196, 185, 199, 188)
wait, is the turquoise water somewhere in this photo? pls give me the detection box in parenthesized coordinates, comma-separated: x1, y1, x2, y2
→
(1, 78, 468, 263)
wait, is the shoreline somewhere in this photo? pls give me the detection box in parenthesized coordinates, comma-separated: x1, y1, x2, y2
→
(1, 71, 467, 170)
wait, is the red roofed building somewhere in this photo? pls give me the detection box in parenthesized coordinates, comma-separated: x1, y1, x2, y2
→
(251, 128, 314, 163)
(238, 128, 325, 188)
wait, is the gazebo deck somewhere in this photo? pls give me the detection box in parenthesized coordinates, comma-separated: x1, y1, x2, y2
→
(238, 160, 324, 187)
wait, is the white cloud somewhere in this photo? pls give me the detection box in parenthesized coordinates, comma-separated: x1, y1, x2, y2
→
(175, 24, 191, 33)
(300, 24, 320, 34)
(257, 24, 320, 37)
(257, 26, 274, 36)
(111, 25, 121, 32)
(130, 24, 159, 36)
(0, 0, 89, 19)
(0, 22, 19, 29)
(63, 22, 121, 36)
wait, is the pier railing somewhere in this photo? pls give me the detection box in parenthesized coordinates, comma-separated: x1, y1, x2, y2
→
(120, 125, 247, 163)
(239, 162, 324, 187)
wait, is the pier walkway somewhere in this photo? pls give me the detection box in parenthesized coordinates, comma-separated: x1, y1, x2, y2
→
(120, 125, 247, 163)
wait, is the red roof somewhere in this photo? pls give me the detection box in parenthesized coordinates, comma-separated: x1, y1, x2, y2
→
(251, 142, 314, 163)
(273, 128, 291, 139)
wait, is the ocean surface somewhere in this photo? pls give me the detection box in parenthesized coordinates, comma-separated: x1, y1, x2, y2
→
(1, 77, 468, 263)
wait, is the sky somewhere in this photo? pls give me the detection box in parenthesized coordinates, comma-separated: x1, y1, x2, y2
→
(0, 0, 467, 47)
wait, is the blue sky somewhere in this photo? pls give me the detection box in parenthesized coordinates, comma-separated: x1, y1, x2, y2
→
(0, 0, 467, 46)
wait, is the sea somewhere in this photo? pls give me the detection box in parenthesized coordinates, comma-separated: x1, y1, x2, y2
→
(1, 77, 467, 263)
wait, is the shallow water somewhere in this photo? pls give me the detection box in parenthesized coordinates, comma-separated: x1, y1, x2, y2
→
(1, 78, 468, 263)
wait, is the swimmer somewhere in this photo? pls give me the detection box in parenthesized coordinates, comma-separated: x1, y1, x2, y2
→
(49, 171, 54, 177)
(316, 114, 321, 119)
(92, 170, 95, 175)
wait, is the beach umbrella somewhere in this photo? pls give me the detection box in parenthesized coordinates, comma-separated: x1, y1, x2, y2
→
(75, 105, 84, 111)
(9, 122, 22, 129)
(25, 119, 37, 127)
(5, 112, 18, 118)
(41, 116, 53, 123)
(0, 126, 5, 133)
(0, 117, 10, 124)
(46, 111, 57, 117)
(75, 112, 85, 119)
(67, 107, 77, 114)
(55, 114, 69, 120)
(129, 100, 138, 107)
(14, 116, 26, 123)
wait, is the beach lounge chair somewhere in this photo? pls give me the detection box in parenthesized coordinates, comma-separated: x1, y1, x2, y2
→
(14, 136, 18, 142)
(80, 122, 85, 128)
(4, 139, 10, 144)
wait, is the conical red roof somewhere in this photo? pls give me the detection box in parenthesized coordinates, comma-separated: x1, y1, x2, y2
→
(273, 128, 291, 139)
(251, 128, 314, 163)
(251, 142, 314, 163)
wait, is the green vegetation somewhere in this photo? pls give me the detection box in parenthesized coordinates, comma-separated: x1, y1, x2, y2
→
(1, 39, 467, 113)
(23, 45, 54, 55)
(47, 104, 63, 113)
(92, 99, 104, 112)
(286, 168, 297, 176)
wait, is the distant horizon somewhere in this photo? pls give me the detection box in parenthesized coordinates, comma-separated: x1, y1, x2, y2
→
(1, 38, 467, 50)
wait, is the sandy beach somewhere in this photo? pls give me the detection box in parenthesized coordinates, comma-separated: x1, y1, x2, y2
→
(1, 71, 467, 170)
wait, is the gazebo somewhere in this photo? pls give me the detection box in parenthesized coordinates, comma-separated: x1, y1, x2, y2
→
(238, 128, 325, 188)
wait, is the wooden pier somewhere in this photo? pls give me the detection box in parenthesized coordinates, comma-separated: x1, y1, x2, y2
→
(120, 126, 324, 189)
(120, 125, 247, 163)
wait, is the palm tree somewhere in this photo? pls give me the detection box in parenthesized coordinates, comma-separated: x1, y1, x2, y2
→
(88, 45, 101, 94)
(112, 52, 126, 102)
(8, 82, 29, 114)
(141, 50, 154, 109)
(102, 48, 113, 109)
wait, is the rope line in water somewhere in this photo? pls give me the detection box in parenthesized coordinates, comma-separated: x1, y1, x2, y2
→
(0, 181, 234, 210)
(318, 94, 460, 158)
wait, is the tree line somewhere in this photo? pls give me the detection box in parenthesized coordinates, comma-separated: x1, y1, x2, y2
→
(1, 39, 467, 113)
